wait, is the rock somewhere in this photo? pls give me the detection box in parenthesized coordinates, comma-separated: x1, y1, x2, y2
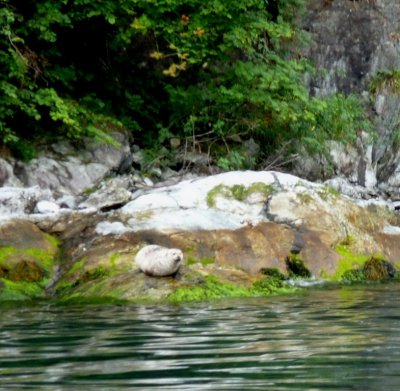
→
(35, 200, 60, 214)
(78, 176, 133, 211)
(143, 177, 154, 187)
(16, 156, 109, 195)
(176, 151, 211, 170)
(116, 153, 134, 174)
(131, 149, 146, 168)
(135, 245, 183, 277)
(10, 131, 131, 196)
(300, 0, 400, 198)
(0, 186, 53, 218)
(82, 131, 131, 171)
(0, 158, 22, 187)
(1, 170, 399, 304)
(95, 221, 130, 236)
(324, 177, 377, 199)
(382, 225, 400, 235)
(0, 220, 59, 300)
(170, 138, 181, 149)
(57, 195, 78, 209)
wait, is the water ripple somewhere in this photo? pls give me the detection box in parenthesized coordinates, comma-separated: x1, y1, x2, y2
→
(1, 284, 400, 389)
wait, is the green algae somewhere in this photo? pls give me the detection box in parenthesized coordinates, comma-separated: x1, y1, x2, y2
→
(207, 182, 274, 208)
(0, 247, 54, 281)
(0, 278, 48, 301)
(0, 247, 18, 262)
(0, 233, 60, 302)
(65, 258, 86, 277)
(24, 248, 55, 275)
(334, 243, 397, 283)
(186, 257, 215, 266)
(56, 264, 112, 295)
(167, 274, 297, 303)
(260, 267, 286, 280)
(331, 244, 369, 281)
(44, 233, 60, 250)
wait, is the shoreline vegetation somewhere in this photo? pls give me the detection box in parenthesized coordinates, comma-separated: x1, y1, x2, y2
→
(1, 0, 371, 171)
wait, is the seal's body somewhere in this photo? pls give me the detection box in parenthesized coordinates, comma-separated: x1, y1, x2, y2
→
(135, 245, 183, 277)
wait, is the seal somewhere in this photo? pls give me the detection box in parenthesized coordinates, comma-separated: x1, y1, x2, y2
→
(135, 244, 183, 277)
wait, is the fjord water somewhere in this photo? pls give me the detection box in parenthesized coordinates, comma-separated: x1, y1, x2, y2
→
(1, 284, 400, 390)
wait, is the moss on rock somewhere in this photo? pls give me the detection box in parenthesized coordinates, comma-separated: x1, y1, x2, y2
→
(0, 230, 60, 302)
(207, 182, 274, 207)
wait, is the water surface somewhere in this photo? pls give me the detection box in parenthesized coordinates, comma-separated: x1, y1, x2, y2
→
(1, 283, 400, 390)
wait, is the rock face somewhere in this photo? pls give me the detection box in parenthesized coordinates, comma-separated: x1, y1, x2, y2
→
(304, 0, 400, 95)
(296, 0, 400, 198)
(1, 131, 131, 196)
(135, 245, 183, 277)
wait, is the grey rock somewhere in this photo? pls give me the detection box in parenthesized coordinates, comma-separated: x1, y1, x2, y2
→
(57, 195, 78, 209)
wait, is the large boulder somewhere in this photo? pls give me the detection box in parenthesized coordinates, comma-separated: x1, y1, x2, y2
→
(60, 171, 398, 298)
(2, 170, 399, 303)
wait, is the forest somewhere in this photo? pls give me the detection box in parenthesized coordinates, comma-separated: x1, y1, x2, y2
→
(0, 0, 370, 168)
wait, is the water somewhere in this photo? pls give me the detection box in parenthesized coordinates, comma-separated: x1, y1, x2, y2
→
(1, 284, 400, 390)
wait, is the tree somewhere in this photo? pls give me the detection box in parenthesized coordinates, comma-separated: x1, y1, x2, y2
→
(0, 0, 370, 164)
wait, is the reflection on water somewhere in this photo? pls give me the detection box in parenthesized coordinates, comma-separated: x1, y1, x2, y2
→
(1, 284, 400, 390)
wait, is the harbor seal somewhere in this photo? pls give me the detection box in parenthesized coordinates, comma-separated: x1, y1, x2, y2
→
(135, 245, 183, 277)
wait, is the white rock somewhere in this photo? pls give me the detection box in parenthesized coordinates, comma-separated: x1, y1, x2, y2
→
(127, 209, 247, 232)
(0, 186, 53, 217)
(143, 177, 154, 187)
(35, 200, 60, 214)
(121, 170, 316, 231)
(382, 225, 400, 235)
(95, 221, 130, 236)
(135, 245, 183, 277)
(375, 94, 385, 115)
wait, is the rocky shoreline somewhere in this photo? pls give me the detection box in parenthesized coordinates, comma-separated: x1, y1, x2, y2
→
(1, 136, 399, 304)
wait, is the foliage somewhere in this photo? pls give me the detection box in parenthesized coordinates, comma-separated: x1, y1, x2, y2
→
(369, 69, 400, 94)
(0, 0, 372, 164)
